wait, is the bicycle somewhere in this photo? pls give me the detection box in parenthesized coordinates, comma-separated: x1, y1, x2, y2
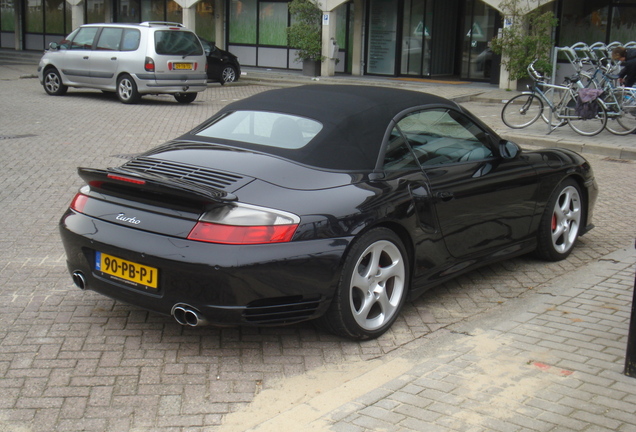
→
(501, 61, 608, 136)
(577, 58, 636, 135)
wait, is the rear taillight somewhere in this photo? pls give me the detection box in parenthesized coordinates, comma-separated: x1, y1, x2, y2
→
(187, 203, 300, 245)
(70, 193, 89, 213)
(144, 57, 155, 72)
(188, 222, 297, 245)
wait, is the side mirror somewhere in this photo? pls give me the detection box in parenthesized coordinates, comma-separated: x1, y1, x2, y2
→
(48, 42, 59, 51)
(500, 140, 520, 159)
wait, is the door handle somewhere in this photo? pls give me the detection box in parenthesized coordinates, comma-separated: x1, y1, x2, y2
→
(83, 56, 89, 60)
(111, 57, 117, 61)
(434, 191, 454, 201)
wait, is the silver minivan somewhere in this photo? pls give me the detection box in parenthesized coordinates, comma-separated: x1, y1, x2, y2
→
(37, 22, 208, 104)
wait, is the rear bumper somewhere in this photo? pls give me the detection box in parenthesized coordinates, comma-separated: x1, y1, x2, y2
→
(135, 72, 208, 93)
(60, 211, 350, 326)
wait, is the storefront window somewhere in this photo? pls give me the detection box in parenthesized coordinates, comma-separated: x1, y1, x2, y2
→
(1, 0, 16, 31)
(86, 0, 104, 24)
(610, 5, 636, 42)
(167, 0, 182, 23)
(45, 0, 66, 33)
(25, 1, 44, 32)
(259, 2, 287, 46)
(367, 0, 398, 75)
(65, 1, 72, 32)
(559, 0, 611, 46)
(401, 0, 431, 76)
(196, 0, 215, 41)
(230, 0, 257, 44)
(119, 0, 140, 22)
(141, 0, 165, 22)
(462, 0, 498, 80)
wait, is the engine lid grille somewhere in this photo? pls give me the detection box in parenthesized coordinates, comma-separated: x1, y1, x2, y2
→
(122, 157, 253, 192)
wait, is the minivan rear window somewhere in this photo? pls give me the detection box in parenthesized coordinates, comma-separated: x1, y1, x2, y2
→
(154, 31, 203, 56)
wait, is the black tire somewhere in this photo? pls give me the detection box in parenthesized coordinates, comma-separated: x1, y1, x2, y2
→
(566, 99, 607, 136)
(220, 66, 238, 85)
(534, 178, 584, 261)
(317, 228, 409, 340)
(174, 92, 197, 104)
(501, 94, 543, 128)
(606, 88, 636, 135)
(117, 74, 141, 104)
(43, 67, 68, 96)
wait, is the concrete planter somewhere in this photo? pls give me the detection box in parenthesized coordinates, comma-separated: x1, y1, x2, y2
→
(302, 59, 321, 77)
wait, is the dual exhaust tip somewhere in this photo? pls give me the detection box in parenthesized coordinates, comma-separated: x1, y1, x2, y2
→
(173, 305, 207, 327)
(72, 271, 206, 327)
(72, 271, 87, 290)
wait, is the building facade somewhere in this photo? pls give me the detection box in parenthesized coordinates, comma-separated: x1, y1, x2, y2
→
(1, 0, 635, 83)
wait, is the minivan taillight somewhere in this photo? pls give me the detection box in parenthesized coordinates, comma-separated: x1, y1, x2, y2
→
(144, 57, 155, 72)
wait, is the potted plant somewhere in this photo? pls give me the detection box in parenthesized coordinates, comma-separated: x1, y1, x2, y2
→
(490, 0, 557, 89)
(287, 0, 324, 76)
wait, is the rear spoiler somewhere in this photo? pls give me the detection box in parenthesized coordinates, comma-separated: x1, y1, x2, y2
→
(78, 167, 237, 202)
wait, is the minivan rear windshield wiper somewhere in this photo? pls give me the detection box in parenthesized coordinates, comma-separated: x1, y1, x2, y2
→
(182, 48, 200, 59)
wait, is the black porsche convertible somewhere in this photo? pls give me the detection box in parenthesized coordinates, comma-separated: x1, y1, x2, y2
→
(59, 85, 598, 340)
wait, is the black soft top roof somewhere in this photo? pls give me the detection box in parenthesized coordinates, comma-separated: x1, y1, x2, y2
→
(193, 85, 456, 171)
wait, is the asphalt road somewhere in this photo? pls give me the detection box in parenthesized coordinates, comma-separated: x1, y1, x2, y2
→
(1, 63, 635, 431)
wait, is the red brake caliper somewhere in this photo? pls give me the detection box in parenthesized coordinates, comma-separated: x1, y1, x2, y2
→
(551, 213, 557, 231)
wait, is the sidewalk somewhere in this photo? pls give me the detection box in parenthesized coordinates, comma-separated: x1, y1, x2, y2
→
(220, 245, 636, 431)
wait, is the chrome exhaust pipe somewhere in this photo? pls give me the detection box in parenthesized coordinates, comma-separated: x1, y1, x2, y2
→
(72, 271, 87, 290)
(172, 305, 207, 327)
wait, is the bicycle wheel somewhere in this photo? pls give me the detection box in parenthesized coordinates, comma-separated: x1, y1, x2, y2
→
(566, 99, 608, 136)
(606, 88, 636, 135)
(501, 94, 543, 128)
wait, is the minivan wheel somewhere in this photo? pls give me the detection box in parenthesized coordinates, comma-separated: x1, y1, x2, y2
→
(43, 68, 68, 96)
(174, 93, 197, 104)
(117, 74, 141, 104)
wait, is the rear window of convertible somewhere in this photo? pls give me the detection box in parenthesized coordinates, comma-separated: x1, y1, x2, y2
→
(194, 111, 323, 149)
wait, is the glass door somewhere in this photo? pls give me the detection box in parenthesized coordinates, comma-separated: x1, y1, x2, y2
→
(367, 0, 398, 75)
(401, 0, 432, 76)
(461, 0, 499, 80)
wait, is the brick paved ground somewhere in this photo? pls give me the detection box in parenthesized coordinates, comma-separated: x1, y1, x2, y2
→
(0, 61, 635, 431)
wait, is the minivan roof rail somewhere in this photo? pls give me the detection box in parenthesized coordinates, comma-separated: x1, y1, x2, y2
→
(141, 21, 184, 27)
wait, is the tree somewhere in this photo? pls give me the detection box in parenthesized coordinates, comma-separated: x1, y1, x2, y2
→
(490, 0, 558, 81)
(287, 0, 324, 62)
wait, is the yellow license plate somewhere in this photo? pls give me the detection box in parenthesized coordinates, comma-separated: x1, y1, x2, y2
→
(96, 252, 158, 290)
(174, 63, 192, 70)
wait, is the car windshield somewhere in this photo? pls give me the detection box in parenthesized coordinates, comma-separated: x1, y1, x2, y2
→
(194, 111, 323, 149)
(154, 30, 203, 55)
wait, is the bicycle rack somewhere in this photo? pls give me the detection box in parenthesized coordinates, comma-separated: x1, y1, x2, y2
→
(540, 41, 636, 134)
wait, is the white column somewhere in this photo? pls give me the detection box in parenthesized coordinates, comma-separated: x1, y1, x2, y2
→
(351, 0, 363, 76)
(173, 0, 200, 30)
(214, 0, 225, 48)
(320, 11, 337, 77)
(65, 0, 84, 29)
